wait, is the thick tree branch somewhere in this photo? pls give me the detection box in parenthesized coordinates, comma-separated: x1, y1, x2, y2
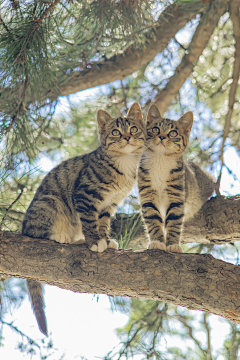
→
(0, 1, 209, 108)
(0, 230, 240, 323)
(42, 1, 209, 99)
(153, 0, 230, 114)
(112, 196, 240, 245)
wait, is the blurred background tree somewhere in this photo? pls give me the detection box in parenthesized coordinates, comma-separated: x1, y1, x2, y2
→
(1, 0, 240, 358)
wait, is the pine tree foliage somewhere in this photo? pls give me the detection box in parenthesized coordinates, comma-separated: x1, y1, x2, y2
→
(0, 0, 159, 167)
(105, 297, 240, 360)
(1, 0, 240, 358)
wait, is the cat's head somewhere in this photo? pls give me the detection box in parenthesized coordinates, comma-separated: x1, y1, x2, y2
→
(145, 104, 193, 156)
(97, 103, 146, 155)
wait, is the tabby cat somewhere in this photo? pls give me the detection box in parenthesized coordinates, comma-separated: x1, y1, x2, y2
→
(22, 103, 146, 335)
(138, 104, 215, 253)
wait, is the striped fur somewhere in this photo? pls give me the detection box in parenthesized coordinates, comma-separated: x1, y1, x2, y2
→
(138, 104, 215, 253)
(22, 102, 146, 335)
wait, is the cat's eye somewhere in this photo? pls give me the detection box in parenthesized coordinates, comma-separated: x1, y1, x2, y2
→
(152, 127, 160, 134)
(169, 130, 178, 137)
(130, 126, 138, 134)
(112, 129, 121, 136)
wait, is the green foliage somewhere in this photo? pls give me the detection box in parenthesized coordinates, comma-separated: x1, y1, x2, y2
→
(42, 100, 101, 159)
(191, 14, 240, 152)
(1, 2, 240, 359)
(115, 211, 146, 250)
(106, 296, 240, 360)
(0, 0, 162, 164)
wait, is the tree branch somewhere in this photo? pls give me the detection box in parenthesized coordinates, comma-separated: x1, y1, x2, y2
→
(112, 196, 240, 245)
(217, 0, 240, 193)
(1, 229, 240, 323)
(153, 0, 230, 114)
(45, 1, 209, 99)
(0, 1, 209, 109)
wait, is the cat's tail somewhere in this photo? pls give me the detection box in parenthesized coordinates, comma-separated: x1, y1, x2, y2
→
(27, 279, 48, 336)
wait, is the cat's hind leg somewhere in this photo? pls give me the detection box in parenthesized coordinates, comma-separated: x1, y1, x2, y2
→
(165, 201, 184, 253)
(50, 213, 75, 244)
(140, 201, 166, 251)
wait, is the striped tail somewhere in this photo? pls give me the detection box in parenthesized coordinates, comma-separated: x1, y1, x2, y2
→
(27, 279, 48, 336)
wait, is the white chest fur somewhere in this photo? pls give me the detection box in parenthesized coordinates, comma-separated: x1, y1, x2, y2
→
(98, 154, 139, 213)
(115, 154, 140, 182)
(143, 153, 178, 218)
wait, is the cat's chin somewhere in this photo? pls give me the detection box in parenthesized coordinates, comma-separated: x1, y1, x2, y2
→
(120, 144, 135, 154)
(151, 143, 166, 154)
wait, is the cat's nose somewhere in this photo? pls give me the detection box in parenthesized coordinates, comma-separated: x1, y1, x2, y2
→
(124, 136, 130, 141)
(159, 136, 165, 141)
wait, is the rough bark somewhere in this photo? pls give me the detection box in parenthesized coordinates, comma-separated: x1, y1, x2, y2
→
(154, 0, 230, 114)
(112, 196, 240, 245)
(1, 1, 209, 108)
(0, 230, 240, 324)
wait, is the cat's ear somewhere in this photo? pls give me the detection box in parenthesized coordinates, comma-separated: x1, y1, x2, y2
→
(97, 109, 113, 130)
(126, 103, 142, 122)
(177, 112, 193, 136)
(147, 104, 162, 125)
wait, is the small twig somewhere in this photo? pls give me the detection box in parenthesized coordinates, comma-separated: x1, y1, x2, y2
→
(32, 0, 61, 33)
(217, 0, 240, 195)
(0, 319, 40, 349)
(121, 81, 128, 114)
(2, 214, 23, 223)
(0, 187, 24, 229)
(176, 313, 207, 354)
(10, 0, 19, 10)
(203, 313, 213, 360)
(0, 207, 25, 216)
(0, 16, 10, 32)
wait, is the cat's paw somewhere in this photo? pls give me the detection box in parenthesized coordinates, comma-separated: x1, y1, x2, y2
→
(90, 239, 108, 253)
(90, 244, 98, 252)
(107, 239, 118, 250)
(50, 232, 71, 244)
(166, 244, 183, 253)
(148, 241, 166, 250)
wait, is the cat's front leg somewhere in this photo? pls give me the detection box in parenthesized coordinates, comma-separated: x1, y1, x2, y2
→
(98, 207, 118, 250)
(76, 210, 107, 252)
(165, 200, 184, 253)
(141, 201, 166, 251)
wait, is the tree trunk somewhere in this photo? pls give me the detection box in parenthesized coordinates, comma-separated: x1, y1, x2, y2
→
(0, 195, 240, 324)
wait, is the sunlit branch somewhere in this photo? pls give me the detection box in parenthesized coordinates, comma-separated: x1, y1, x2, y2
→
(1, 229, 240, 323)
(152, 0, 230, 115)
(217, 0, 240, 195)
(0, 1, 209, 110)
(112, 196, 240, 245)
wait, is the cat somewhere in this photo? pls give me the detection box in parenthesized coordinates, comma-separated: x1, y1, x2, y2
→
(138, 104, 215, 253)
(22, 102, 146, 336)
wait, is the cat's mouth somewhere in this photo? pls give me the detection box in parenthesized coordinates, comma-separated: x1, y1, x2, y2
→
(120, 143, 137, 154)
(123, 143, 133, 149)
(156, 141, 165, 148)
